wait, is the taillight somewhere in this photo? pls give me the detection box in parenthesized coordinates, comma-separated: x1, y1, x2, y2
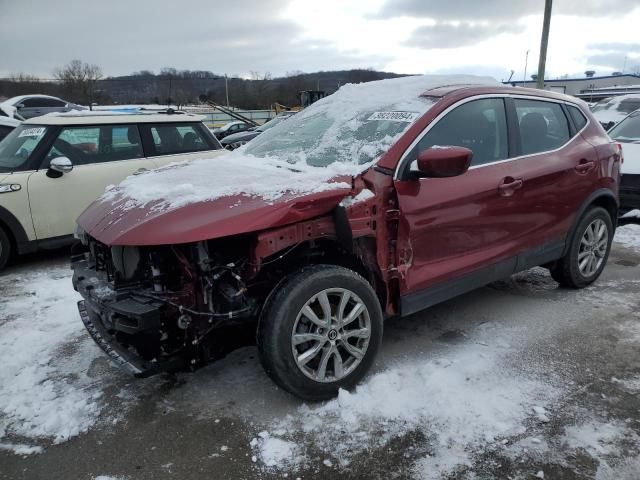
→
(615, 142, 624, 164)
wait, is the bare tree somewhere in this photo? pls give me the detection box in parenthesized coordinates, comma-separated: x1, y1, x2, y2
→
(53, 59, 103, 104)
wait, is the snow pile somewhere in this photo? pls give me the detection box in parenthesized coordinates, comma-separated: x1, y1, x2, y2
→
(562, 421, 628, 456)
(0, 442, 43, 455)
(257, 328, 560, 477)
(0, 267, 103, 450)
(622, 209, 640, 219)
(102, 75, 497, 212)
(250, 431, 302, 469)
(596, 456, 640, 480)
(340, 188, 375, 207)
(614, 224, 640, 253)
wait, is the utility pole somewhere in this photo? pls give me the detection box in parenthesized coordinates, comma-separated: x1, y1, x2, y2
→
(225, 74, 230, 107)
(536, 0, 553, 89)
(523, 50, 530, 86)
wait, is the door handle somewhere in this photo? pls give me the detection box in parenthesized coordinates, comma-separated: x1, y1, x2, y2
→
(133, 168, 149, 175)
(498, 177, 523, 196)
(575, 159, 595, 174)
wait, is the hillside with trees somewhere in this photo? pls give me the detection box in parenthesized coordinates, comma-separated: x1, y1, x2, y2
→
(0, 60, 407, 108)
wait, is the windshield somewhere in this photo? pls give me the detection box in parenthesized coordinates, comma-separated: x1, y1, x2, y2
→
(608, 111, 640, 143)
(245, 99, 432, 167)
(0, 124, 49, 172)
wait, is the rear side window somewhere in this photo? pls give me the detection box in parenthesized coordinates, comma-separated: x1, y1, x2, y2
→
(415, 98, 508, 167)
(567, 105, 587, 131)
(146, 123, 216, 156)
(515, 99, 570, 155)
(22, 98, 66, 108)
(44, 125, 144, 166)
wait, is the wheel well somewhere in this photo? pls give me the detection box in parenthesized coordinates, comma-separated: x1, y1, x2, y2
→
(255, 238, 387, 310)
(590, 195, 618, 225)
(0, 219, 16, 256)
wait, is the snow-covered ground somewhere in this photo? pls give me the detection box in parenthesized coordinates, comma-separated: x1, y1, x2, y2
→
(1, 225, 639, 479)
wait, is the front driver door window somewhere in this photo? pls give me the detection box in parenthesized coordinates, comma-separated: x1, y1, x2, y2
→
(394, 97, 532, 303)
(27, 124, 154, 240)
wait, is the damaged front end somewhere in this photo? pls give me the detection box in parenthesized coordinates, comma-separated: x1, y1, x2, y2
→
(72, 236, 258, 377)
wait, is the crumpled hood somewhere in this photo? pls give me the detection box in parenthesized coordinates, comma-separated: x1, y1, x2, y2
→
(78, 185, 353, 246)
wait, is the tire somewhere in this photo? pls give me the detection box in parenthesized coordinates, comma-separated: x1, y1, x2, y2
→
(257, 264, 383, 401)
(550, 207, 613, 288)
(0, 226, 11, 271)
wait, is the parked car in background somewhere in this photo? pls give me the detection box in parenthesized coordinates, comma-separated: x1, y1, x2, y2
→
(221, 111, 296, 150)
(71, 76, 621, 400)
(211, 120, 252, 140)
(0, 95, 86, 120)
(0, 112, 224, 269)
(0, 117, 20, 142)
(591, 94, 640, 130)
(607, 109, 640, 215)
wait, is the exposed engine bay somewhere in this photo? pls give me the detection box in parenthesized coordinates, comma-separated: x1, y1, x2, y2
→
(72, 236, 267, 376)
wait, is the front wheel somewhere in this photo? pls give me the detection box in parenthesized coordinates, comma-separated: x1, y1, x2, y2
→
(0, 226, 11, 271)
(257, 265, 383, 401)
(550, 207, 614, 288)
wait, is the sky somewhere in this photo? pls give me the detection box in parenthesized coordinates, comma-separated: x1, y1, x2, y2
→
(1, 0, 640, 81)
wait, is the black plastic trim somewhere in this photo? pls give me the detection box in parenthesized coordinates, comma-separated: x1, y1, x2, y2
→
(400, 256, 517, 317)
(332, 205, 353, 253)
(562, 188, 619, 256)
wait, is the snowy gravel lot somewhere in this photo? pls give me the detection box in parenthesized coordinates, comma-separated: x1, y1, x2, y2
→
(1, 225, 639, 480)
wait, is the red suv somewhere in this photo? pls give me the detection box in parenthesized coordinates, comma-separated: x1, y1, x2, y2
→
(72, 76, 621, 400)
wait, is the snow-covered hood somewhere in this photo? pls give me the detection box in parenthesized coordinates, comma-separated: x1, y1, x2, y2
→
(77, 153, 357, 246)
(78, 182, 352, 246)
(621, 142, 640, 175)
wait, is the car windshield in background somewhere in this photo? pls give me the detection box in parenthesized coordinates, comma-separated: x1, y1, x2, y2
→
(608, 111, 640, 143)
(256, 114, 291, 132)
(245, 104, 430, 167)
(592, 97, 640, 114)
(0, 125, 49, 172)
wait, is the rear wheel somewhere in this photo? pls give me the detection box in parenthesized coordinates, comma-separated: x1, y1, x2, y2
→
(0, 226, 11, 271)
(550, 207, 613, 288)
(257, 265, 383, 401)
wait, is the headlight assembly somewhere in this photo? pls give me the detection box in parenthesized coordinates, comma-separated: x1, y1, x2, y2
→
(0, 184, 21, 193)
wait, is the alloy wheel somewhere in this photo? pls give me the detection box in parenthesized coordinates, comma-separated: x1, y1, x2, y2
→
(291, 288, 371, 383)
(578, 218, 609, 277)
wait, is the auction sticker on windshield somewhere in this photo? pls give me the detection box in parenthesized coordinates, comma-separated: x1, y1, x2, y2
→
(18, 127, 46, 138)
(367, 111, 420, 122)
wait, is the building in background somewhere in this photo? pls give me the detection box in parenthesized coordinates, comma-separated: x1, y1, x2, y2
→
(506, 72, 640, 101)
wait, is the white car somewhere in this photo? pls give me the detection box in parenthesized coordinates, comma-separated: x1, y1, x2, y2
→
(590, 94, 640, 130)
(0, 94, 86, 120)
(0, 112, 225, 269)
(607, 109, 640, 216)
(0, 117, 20, 142)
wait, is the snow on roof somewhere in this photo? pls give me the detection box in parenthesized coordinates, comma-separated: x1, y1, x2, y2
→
(102, 75, 497, 211)
(0, 94, 65, 106)
(24, 112, 206, 125)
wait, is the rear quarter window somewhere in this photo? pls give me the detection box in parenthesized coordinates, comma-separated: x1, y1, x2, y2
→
(567, 105, 588, 131)
(145, 122, 218, 156)
(515, 99, 571, 155)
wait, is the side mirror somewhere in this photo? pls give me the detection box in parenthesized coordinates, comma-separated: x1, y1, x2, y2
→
(414, 146, 473, 178)
(49, 157, 74, 174)
(16, 103, 25, 109)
